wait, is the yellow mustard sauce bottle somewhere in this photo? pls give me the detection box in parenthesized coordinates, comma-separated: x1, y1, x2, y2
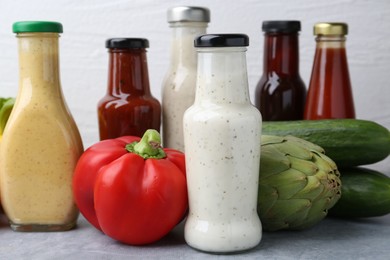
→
(0, 21, 84, 231)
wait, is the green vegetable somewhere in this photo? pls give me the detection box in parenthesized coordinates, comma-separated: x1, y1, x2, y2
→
(262, 119, 390, 167)
(258, 135, 341, 231)
(329, 167, 390, 218)
(0, 97, 15, 135)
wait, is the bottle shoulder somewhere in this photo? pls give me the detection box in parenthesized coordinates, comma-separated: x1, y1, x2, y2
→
(184, 104, 262, 134)
(99, 92, 159, 101)
(186, 102, 260, 118)
(98, 95, 161, 109)
(162, 70, 197, 95)
(163, 64, 197, 78)
(3, 105, 80, 143)
(257, 73, 306, 91)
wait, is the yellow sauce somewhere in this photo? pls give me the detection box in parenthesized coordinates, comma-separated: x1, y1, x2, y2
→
(0, 32, 83, 231)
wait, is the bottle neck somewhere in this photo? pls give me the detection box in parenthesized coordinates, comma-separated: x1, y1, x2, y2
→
(263, 32, 300, 75)
(311, 35, 349, 81)
(17, 33, 61, 94)
(169, 22, 208, 68)
(195, 47, 251, 104)
(107, 49, 151, 96)
(315, 35, 346, 49)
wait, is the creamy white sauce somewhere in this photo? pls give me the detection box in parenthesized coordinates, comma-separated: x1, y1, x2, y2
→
(183, 46, 262, 252)
(162, 22, 207, 151)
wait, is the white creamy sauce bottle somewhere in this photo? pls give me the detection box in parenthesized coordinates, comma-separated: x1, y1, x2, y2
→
(162, 6, 210, 151)
(183, 34, 262, 253)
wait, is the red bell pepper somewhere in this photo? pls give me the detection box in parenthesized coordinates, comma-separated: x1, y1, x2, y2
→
(72, 129, 187, 245)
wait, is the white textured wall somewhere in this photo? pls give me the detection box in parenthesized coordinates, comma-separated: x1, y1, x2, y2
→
(1, 0, 389, 169)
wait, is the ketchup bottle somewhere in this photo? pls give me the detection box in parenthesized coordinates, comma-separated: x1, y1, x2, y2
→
(304, 23, 355, 119)
(98, 38, 161, 140)
(255, 21, 306, 121)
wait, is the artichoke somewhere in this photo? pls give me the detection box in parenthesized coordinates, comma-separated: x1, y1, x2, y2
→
(258, 135, 341, 231)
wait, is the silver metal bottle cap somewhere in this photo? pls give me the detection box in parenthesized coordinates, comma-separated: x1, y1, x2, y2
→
(167, 6, 210, 23)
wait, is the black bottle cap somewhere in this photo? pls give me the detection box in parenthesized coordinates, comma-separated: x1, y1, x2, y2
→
(194, 34, 249, 47)
(262, 21, 301, 33)
(105, 38, 149, 49)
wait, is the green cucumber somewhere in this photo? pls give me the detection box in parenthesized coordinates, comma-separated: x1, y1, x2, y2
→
(262, 119, 390, 167)
(328, 167, 390, 218)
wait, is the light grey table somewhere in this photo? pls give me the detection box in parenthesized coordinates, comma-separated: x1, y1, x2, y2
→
(0, 213, 389, 260)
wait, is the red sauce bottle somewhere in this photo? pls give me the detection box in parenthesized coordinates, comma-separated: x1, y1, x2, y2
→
(304, 23, 355, 119)
(98, 38, 161, 140)
(255, 21, 306, 121)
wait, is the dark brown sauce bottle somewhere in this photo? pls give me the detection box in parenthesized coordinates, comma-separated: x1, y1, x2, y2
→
(255, 21, 306, 121)
(98, 38, 161, 140)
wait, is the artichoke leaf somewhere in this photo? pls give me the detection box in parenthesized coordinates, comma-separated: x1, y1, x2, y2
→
(260, 168, 307, 199)
(285, 135, 325, 154)
(262, 221, 289, 232)
(258, 184, 278, 214)
(261, 135, 286, 145)
(260, 146, 290, 176)
(313, 152, 337, 175)
(288, 155, 319, 176)
(315, 151, 338, 170)
(298, 197, 331, 229)
(291, 175, 324, 200)
(272, 141, 314, 160)
(261, 199, 311, 225)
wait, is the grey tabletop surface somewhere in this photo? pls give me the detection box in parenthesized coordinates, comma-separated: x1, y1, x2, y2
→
(0, 212, 389, 260)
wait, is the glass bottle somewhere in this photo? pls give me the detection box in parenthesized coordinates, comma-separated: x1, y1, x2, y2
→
(183, 34, 262, 253)
(304, 22, 355, 119)
(162, 6, 210, 151)
(254, 20, 306, 121)
(0, 21, 84, 231)
(98, 38, 161, 140)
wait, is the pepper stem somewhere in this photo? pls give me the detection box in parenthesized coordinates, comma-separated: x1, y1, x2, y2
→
(125, 129, 166, 159)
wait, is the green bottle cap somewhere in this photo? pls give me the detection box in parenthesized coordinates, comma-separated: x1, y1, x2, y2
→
(13, 21, 63, 33)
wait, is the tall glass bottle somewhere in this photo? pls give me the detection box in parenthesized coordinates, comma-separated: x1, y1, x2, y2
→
(183, 34, 262, 253)
(98, 38, 161, 140)
(255, 21, 306, 121)
(162, 6, 210, 151)
(304, 23, 355, 119)
(0, 21, 84, 231)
